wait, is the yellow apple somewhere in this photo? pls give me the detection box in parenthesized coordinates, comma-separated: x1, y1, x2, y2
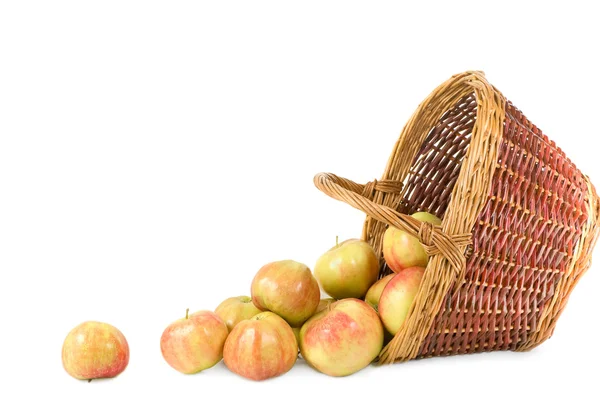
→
(411, 211, 442, 225)
(364, 273, 395, 311)
(251, 260, 320, 327)
(292, 326, 301, 345)
(215, 296, 262, 332)
(316, 298, 336, 313)
(314, 238, 379, 299)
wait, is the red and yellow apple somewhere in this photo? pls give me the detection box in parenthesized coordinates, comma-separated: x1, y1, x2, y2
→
(251, 260, 320, 327)
(382, 211, 441, 272)
(299, 298, 383, 377)
(364, 273, 395, 311)
(223, 311, 297, 381)
(314, 238, 379, 300)
(289, 298, 335, 355)
(160, 309, 229, 374)
(62, 321, 129, 380)
(378, 267, 425, 335)
(215, 296, 262, 332)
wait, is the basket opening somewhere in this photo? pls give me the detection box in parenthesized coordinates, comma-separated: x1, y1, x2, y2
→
(398, 93, 477, 219)
(368, 72, 598, 361)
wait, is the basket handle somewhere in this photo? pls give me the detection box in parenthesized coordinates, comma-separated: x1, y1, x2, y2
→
(313, 172, 472, 278)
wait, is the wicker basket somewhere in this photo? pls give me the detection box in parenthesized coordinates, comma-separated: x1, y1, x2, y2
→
(314, 71, 600, 364)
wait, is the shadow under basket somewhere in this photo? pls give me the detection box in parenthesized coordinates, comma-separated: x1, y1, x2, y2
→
(314, 71, 600, 364)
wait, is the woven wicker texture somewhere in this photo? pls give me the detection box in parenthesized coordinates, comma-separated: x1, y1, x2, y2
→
(314, 71, 600, 364)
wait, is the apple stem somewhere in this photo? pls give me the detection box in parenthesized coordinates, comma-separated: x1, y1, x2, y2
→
(88, 379, 92, 383)
(185, 308, 189, 320)
(336, 235, 339, 247)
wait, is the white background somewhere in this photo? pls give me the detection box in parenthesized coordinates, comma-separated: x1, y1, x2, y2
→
(1, 1, 599, 412)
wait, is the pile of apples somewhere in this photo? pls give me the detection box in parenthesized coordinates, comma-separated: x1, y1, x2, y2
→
(61, 211, 440, 381)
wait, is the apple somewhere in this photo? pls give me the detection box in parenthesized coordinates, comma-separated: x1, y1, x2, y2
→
(215, 296, 262, 332)
(62, 321, 129, 380)
(223, 311, 297, 381)
(378, 267, 425, 335)
(382, 211, 441, 272)
(251, 260, 320, 327)
(364, 273, 395, 311)
(299, 298, 383, 377)
(314, 238, 379, 300)
(411, 211, 442, 225)
(289, 298, 335, 351)
(317, 297, 336, 313)
(289, 298, 338, 356)
(292, 326, 301, 346)
(160, 309, 229, 374)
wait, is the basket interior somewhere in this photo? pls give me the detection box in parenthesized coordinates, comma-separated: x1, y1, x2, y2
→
(384, 93, 590, 357)
(398, 93, 477, 218)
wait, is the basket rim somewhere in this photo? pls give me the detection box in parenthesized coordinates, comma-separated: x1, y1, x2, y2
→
(375, 70, 508, 363)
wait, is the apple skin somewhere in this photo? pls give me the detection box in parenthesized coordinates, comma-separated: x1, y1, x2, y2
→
(251, 260, 320, 327)
(215, 296, 262, 332)
(316, 298, 336, 313)
(378, 267, 425, 335)
(411, 211, 442, 225)
(223, 311, 297, 381)
(314, 238, 379, 300)
(289, 298, 336, 356)
(382, 212, 441, 273)
(292, 327, 301, 346)
(364, 273, 395, 311)
(299, 298, 384, 377)
(62, 321, 129, 380)
(160, 310, 229, 374)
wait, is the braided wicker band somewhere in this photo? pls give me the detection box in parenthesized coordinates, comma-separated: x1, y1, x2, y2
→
(314, 173, 472, 289)
(314, 71, 600, 364)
